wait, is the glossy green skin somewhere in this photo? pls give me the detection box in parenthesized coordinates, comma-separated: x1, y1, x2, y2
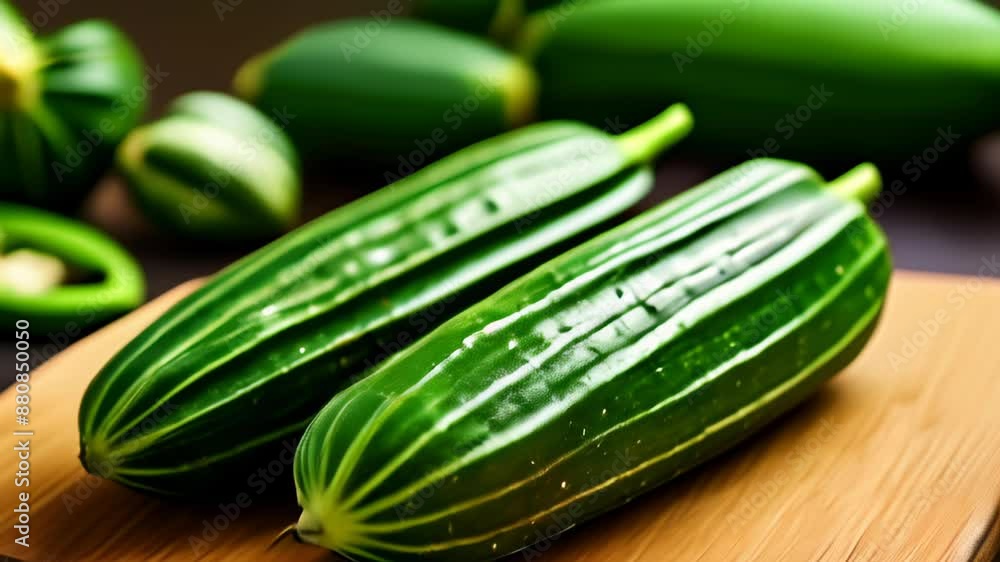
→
(76, 111, 689, 496)
(293, 159, 891, 562)
(234, 19, 538, 164)
(116, 91, 302, 240)
(0, 2, 146, 211)
(520, 0, 1000, 159)
(0, 204, 144, 334)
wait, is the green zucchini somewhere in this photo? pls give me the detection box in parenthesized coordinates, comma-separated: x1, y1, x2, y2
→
(77, 104, 693, 496)
(518, 0, 1000, 159)
(234, 19, 538, 164)
(292, 158, 891, 561)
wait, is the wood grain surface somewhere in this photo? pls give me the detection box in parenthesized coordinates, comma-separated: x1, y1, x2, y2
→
(2, 270, 1000, 562)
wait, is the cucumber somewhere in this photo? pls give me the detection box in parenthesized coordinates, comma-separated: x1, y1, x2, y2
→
(77, 105, 693, 496)
(292, 158, 891, 561)
(0, 2, 147, 211)
(518, 0, 1000, 159)
(116, 92, 302, 241)
(234, 19, 538, 164)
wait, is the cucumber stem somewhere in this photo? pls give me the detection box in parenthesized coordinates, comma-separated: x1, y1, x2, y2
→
(488, 0, 526, 41)
(827, 163, 882, 206)
(616, 103, 694, 166)
(233, 52, 267, 102)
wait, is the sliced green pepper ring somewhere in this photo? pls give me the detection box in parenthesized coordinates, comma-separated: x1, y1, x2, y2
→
(0, 203, 144, 335)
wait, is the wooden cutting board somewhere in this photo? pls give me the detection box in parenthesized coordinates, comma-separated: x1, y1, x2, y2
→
(2, 270, 1000, 562)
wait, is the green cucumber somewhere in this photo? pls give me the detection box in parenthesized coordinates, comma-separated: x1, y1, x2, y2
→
(116, 92, 302, 240)
(234, 19, 538, 164)
(518, 0, 1000, 159)
(77, 104, 693, 496)
(292, 158, 891, 561)
(0, 1, 147, 211)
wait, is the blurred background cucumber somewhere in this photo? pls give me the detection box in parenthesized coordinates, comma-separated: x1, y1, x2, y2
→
(116, 92, 301, 241)
(234, 18, 538, 166)
(517, 0, 1000, 160)
(412, 0, 1000, 162)
(0, 1, 146, 211)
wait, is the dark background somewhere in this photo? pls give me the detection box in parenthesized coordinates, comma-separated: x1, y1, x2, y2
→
(4, 0, 1000, 381)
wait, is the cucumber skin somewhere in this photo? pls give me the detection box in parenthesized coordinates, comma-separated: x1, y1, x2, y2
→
(115, 92, 302, 240)
(293, 159, 891, 562)
(76, 115, 671, 497)
(521, 0, 1000, 159)
(235, 19, 538, 164)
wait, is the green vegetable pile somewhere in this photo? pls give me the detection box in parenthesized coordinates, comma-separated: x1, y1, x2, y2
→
(0, 0, 995, 559)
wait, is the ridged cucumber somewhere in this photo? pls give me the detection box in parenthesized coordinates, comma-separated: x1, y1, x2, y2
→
(77, 105, 693, 496)
(292, 158, 891, 561)
(519, 0, 1000, 159)
(234, 19, 538, 164)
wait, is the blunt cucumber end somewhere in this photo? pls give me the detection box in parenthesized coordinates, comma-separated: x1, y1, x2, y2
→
(827, 163, 882, 206)
(501, 58, 539, 128)
(616, 104, 694, 165)
(295, 505, 364, 555)
(0, 50, 40, 111)
(233, 51, 269, 102)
